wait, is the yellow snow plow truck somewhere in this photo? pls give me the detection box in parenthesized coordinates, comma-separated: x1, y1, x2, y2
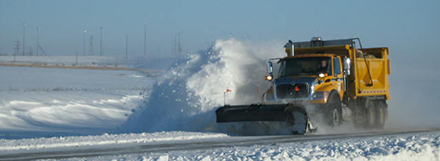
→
(216, 37, 391, 134)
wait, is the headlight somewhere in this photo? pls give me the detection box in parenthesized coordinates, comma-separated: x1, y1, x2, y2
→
(312, 91, 329, 101)
(265, 75, 273, 81)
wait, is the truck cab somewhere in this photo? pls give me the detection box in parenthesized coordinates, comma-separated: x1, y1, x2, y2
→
(264, 52, 347, 106)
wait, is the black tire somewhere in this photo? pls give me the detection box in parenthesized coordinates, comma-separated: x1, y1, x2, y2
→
(364, 100, 376, 129)
(326, 92, 342, 127)
(374, 101, 388, 129)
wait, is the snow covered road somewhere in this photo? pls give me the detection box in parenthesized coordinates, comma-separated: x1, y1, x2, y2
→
(1, 127, 439, 160)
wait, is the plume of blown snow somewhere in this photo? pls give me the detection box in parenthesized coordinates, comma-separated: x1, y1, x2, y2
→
(120, 39, 284, 133)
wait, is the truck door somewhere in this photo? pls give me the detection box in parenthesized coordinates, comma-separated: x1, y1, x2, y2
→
(333, 56, 344, 99)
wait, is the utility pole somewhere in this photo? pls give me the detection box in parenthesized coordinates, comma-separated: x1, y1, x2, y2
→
(14, 40, 20, 55)
(100, 27, 103, 56)
(28, 46, 33, 56)
(89, 35, 94, 55)
(125, 34, 128, 59)
(75, 52, 78, 65)
(173, 35, 177, 57)
(22, 23, 26, 56)
(173, 32, 182, 58)
(14, 40, 20, 62)
(83, 30, 87, 56)
(36, 27, 40, 56)
(143, 22, 147, 57)
(177, 32, 182, 58)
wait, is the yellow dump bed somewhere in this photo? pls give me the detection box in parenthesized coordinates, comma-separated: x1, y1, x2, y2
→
(353, 47, 391, 99)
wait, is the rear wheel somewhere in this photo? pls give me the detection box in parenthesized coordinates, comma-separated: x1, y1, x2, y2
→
(374, 101, 388, 129)
(365, 100, 376, 128)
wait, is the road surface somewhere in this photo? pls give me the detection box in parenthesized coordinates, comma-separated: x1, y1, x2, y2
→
(1, 127, 439, 160)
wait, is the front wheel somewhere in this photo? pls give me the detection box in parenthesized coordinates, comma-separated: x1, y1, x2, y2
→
(330, 107, 342, 127)
(326, 92, 342, 127)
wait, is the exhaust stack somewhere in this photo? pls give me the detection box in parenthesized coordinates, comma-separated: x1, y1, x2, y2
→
(284, 40, 294, 57)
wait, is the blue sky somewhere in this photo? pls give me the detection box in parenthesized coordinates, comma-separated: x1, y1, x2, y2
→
(1, 0, 439, 63)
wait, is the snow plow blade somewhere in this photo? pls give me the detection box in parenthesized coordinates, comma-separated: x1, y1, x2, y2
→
(215, 104, 306, 123)
(216, 104, 314, 134)
(216, 104, 288, 122)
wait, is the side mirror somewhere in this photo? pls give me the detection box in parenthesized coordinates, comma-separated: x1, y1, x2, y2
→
(344, 57, 351, 75)
(266, 58, 280, 82)
(267, 61, 273, 75)
(265, 61, 274, 82)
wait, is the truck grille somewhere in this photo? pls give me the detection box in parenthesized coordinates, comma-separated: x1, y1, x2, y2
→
(276, 83, 309, 99)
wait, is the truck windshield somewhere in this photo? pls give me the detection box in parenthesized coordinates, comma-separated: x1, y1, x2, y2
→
(278, 57, 331, 77)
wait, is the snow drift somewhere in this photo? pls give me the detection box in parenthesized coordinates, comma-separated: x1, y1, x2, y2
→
(121, 39, 284, 133)
(0, 67, 151, 138)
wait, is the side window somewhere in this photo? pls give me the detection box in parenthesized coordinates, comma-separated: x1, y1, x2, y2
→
(334, 57, 341, 76)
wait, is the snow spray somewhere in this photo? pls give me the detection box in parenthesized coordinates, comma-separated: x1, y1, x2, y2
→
(121, 39, 284, 133)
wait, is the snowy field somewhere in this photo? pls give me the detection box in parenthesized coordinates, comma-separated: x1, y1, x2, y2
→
(0, 39, 439, 160)
(0, 66, 154, 138)
(0, 56, 121, 67)
(0, 55, 177, 70)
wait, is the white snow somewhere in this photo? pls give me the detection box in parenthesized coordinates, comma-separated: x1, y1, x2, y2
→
(0, 66, 153, 138)
(0, 56, 177, 70)
(1, 38, 440, 160)
(6, 132, 434, 161)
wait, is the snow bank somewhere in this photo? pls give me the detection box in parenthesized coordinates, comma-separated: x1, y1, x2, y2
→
(0, 94, 140, 131)
(121, 39, 284, 133)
